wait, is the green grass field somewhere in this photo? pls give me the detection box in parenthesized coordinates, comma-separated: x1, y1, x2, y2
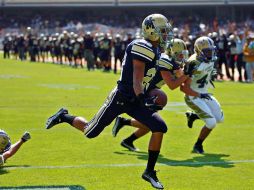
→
(0, 58, 254, 190)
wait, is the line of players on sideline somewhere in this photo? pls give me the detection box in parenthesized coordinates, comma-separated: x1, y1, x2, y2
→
(2, 27, 254, 82)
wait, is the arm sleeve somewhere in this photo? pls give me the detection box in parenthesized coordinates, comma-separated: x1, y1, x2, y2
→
(131, 43, 155, 63)
(157, 57, 174, 72)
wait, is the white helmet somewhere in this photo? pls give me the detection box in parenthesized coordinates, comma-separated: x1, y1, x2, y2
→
(194, 36, 217, 62)
(142, 14, 173, 48)
(0, 130, 11, 154)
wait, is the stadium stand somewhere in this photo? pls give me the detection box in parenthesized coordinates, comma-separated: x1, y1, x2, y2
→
(3, 0, 115, 6)
(2, 0, 254, 6)
(118, 0, 225, 6)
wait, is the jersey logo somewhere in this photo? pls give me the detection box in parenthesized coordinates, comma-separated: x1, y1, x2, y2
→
(144, 17, 155, 29)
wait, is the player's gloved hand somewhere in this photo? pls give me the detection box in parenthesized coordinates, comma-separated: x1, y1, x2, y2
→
(21, 131, 31, 142)
(211, 69, 217, 81)
(137, 93, 163, 111)
(199, 93, 212, 100)
(183, 63, 195, 77)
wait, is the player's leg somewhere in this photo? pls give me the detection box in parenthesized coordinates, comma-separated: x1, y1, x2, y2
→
(121, 127, 150, 151)
(112, 117, 148, 137)
(185, 111, 200, 128)
(127, 108, 167, 189)
(112, 116, 149, 151)
(185, 96, 216, 153)
(206, 96, 224, 124)
(84, 89, 124, 138)
(236, 54, 243, 82)
(46, 88, 124, 137)
(112, 88, 167, 150)
(229, 55, 235, 81)
(114, 56, 117, 74)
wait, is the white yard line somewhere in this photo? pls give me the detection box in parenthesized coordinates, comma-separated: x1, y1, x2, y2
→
(4, 159, 254, 170)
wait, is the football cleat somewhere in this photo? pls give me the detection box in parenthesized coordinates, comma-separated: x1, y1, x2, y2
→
(45, 108, 68, 129)
(121, 139, 139, 152)
(142, 170, 164, 189)
(185, 111, 197, 128)
(112, 117, 125, 137)
(192, 144, 204, 154)
(21, 132, 31, 142)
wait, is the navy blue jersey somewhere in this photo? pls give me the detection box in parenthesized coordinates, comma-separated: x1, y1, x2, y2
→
(145, 53, 180, 92)
(117, 39, 160, 98)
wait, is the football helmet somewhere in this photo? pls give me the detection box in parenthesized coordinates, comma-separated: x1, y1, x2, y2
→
(167, 38, 189, 66)
(0, 130, 11, 154)
(194, 36, 216, 62)
(142, 14, 173, 48)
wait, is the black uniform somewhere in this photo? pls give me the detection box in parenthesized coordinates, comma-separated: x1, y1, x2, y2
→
(146, 53, 180, 92)
(85, 39, 167, 138)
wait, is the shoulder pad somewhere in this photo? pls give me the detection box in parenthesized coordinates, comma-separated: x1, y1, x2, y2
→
(131, 39, 155, 61)
(157, 53, 173, 70)
(134, 39, 153, 48)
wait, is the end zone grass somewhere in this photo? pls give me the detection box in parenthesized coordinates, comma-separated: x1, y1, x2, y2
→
(0, 58, 254, 190)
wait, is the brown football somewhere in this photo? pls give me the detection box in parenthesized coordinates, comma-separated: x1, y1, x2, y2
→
(148, 88, 168, 108)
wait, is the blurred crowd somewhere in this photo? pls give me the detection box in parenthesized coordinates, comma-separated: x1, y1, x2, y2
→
(2, 29, 133, 73)
(1, 13, 254, 82)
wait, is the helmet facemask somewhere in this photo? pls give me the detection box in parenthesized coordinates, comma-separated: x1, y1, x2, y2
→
(167, 38, 188, 67)
(142, 14, 173, 49)
(195, 37, 217, 63)
(197, 46, 216, 62)
(155, 24, 174, 49)
(174, 50, 189, 67)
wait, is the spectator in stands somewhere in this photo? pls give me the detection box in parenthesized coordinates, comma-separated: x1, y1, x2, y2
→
(244, 35, 254, 83)
(217, 33, 231, 80)
(228, 34, 238, 81)
(236, 31, 246, 82)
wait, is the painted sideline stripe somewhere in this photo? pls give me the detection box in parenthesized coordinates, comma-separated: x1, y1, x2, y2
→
(4, 159, 254, 170)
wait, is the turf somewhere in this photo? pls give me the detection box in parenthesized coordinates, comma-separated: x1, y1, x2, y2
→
(0, 58, 254, 190)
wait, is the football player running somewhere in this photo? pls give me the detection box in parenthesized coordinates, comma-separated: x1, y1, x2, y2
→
(0, 130, 31, 166)
(112, 39, 190, 151)
(45, 14, 173, 189)
(180, 36, 224, 154)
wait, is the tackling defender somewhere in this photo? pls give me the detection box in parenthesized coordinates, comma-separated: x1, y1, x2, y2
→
(112, 39, 196, 150)
(45, 14, 173, 189)
(180, 36, 224, 154)
(0, 130, 31, 166)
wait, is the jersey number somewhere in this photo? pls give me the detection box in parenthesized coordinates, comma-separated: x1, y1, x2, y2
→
(197, 74, 208, 88)
(143, 68, 156, 90)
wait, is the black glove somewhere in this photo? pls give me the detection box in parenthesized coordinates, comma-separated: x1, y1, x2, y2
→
(21, 131, 31, 142)
(137, 93, 163, 111)
(184, 63, 195, 77)
(211, 69, 217, 81)
(199, 93, 212, 100)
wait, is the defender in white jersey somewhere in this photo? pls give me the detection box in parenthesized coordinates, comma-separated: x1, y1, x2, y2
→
(181, 36, 224, 154)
